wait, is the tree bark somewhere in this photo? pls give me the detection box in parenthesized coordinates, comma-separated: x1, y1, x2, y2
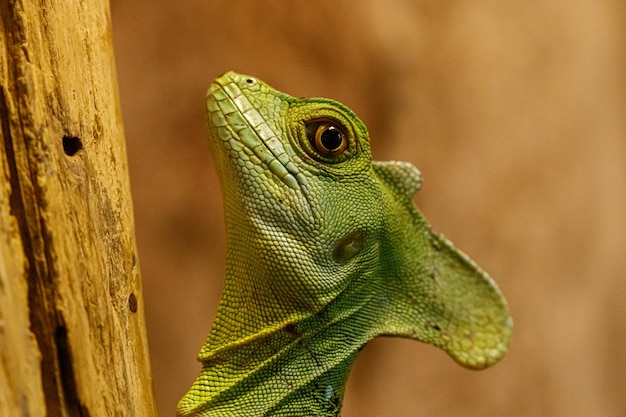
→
(0, 1, 157, 416)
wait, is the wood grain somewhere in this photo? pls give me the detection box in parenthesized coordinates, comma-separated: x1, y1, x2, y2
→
(0, 1, 156, 416)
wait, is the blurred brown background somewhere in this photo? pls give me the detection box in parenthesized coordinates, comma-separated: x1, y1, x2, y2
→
(110, 1, 625, 416)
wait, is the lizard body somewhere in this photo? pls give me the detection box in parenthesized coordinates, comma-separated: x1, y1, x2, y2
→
(177, 72, 512, 416)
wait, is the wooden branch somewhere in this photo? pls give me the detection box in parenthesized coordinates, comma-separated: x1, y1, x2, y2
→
(0, 1, 158, 416)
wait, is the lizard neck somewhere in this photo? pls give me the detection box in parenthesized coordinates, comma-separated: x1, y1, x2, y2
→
(178, 188, 381, 416)
(181, 292, 372, 416)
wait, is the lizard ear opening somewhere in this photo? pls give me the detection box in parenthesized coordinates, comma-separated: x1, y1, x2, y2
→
(373, 161, 423, 200)
(332, 229, 365, 264)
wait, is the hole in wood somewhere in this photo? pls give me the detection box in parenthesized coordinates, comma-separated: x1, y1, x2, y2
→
(128, 293, 138, 313)
(62, 135, 82, 156)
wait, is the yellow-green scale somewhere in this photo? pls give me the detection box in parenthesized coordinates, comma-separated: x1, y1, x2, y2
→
(177, 72, 512, 417)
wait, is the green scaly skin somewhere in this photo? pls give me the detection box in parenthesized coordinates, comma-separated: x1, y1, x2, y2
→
(177, 72, 512, 416)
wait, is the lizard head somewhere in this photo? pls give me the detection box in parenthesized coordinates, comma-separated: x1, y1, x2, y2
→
(204, 71, 511, 371)
(205, 72, 381, 318)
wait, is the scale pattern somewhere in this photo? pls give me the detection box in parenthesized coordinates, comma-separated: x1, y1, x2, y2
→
(177, 72, 512, 416)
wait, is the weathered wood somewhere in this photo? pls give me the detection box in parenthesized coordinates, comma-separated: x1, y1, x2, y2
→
(0, 1, 157, 416)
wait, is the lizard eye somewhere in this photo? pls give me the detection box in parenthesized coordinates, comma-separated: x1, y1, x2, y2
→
(306, 120, 348, 157)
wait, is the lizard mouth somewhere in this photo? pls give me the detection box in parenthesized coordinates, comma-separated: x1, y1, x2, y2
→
(206, 72, 309, 193)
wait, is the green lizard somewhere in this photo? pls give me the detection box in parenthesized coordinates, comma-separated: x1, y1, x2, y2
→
(177, 72, 512, 417)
